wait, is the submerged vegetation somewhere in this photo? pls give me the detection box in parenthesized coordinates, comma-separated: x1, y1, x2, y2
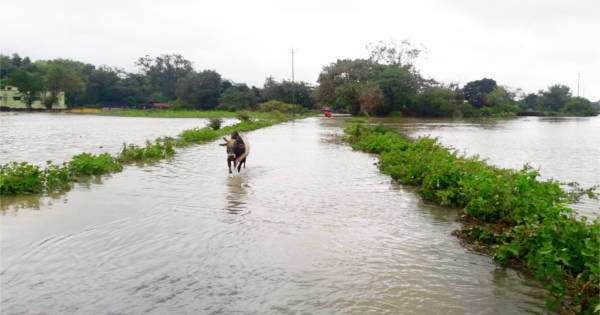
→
(344, 123, 599, 313)
(0, 153, 123, 195)
(0, 112, 308, 197)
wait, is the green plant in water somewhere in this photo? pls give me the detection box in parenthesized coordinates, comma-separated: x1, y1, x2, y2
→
(44, 162, 73, 191)
(179, 128, 219, 144)
(0, 162, 45, 195)
(69, 153, 123, 175)
(118, 139, 175, 162)
(208, 118, 222, 130)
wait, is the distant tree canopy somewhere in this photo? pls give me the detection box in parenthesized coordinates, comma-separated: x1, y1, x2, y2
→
(1, 50, 596, 116)
(261, 76, 315, 109)
(0, 53, 316, 111)
(517, 85, 596, 116)
(316, 40, 443, 116)
(136, 54, 194, 100)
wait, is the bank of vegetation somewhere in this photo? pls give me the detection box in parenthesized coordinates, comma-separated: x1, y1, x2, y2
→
(2, 45, 596, 117)
(0, 109, 306, 196)
(344, 123, 599, 313)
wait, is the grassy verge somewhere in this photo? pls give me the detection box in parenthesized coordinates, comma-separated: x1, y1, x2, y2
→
(343, 123, 599, 314)
(1, 113, 309, 197)
(76, 109, 275, 120)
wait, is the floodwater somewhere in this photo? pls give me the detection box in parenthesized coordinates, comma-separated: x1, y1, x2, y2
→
(370, 116, 600, 219)
(0, 112, 235, 165)
(5, 114, 596, 314)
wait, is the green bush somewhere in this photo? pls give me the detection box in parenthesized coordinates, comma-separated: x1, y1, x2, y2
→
(44, 162, 73, 191)
(0, 162, 45, 195)
(563, 98, 597, 116)
(208, 118, 222, 130)
(70, 153, 123, 175)
(236, 110, 251, 121)
(118, 139, 175, 162)
(259, 100, 300, 113)
(179, 128, 219, 144)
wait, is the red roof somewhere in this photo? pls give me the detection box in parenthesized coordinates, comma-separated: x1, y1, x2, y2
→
(152, 103, 169, 109)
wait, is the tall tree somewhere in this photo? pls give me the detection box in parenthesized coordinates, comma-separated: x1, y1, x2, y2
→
(463, 78, 497, 108)
(136, 54, 194, 100)
(7, 68, 45, 109)
(42, 60, 86, 109)
(377, 67, 419, 111)
(486, 86, 515, 107)
(316, 58, 384, 108)
(520, 93, 538, 110)
(358, 82, 388, 116)
(196, 70, 222, 109)
(85, 66, 123, 105)
(538, 84, 571, 112)
(175, 70, 222, 109)
(218, 84, 257, 111)
(1, 54, 18, 82)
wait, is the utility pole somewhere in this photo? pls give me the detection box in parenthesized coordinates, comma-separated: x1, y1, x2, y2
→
(291, 48, 296, 107)
(577, 72, 580, 97)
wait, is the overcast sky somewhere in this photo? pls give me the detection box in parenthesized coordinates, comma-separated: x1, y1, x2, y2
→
(4, 0, 599, 100)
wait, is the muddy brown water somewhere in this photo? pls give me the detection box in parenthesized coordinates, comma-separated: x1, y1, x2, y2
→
(3, 113, 596, 314)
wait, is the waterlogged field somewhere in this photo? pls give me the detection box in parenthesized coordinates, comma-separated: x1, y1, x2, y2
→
(0, 112, 235, 165)
(370, 116, 600, 219)
(1, 114, 597, 313)
(1, 117, 554, 314)
(370, 116, 600, 188)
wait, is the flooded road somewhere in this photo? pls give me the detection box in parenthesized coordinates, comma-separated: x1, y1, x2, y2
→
(1, 117, 552, 314)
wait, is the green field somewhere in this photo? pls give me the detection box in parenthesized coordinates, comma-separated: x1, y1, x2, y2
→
(77, 110, 275, 120)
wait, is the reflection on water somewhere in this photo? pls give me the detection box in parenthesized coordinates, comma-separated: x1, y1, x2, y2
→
(1, 117, 556, 314)
(225, 174, 249, 214)
(1, 175, 107, 213)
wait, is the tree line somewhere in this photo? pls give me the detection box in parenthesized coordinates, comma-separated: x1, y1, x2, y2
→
(0, 53, 315, 110)
(315, 40, 597, 117)
(1, 43, 597, 116)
